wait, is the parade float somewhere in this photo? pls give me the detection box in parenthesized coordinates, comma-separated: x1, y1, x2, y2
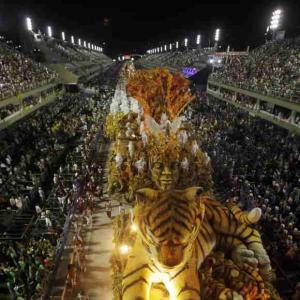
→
(105, 64, 279, 300)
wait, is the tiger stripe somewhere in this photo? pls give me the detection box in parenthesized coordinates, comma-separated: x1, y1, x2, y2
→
(122, 189, 271, 300)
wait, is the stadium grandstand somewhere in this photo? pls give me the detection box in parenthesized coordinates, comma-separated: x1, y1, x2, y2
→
(0, 2, 300, 300)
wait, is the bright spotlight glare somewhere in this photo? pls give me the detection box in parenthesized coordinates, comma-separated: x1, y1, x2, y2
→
(131, 224, 137, 232)
(47, 26, 52, 38)
(273, 9, 282, 15)
(71, 36, 74, 44)
(271, 19, 279, 25)
(271, 14, 280, 20)
(214, 28, 220, 41)
(150, 273, 176, 300)
(26, 17, 33, 31)
(120, 244, 129, 254)
(61, 32, 65, 41)
(184, 38, 188, 47)
(196, 34, 201, 45)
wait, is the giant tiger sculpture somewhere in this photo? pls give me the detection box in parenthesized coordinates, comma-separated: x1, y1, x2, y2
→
(123, 188, 271, 300)
(106, 68, 277, 300)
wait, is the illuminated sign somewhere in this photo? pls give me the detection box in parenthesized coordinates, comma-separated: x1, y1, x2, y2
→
(182, 67, 198, 77)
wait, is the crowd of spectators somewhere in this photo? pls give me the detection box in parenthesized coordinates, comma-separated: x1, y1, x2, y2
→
(39, 37, 112, 64)
(0, 86, 63, 123)
(190, 94, 300, 296)
(0, 104, 21, 121)
(210, 38, 300, 103)
(209, 85, 298, 124)
(0, 83, 113, 299)
(0, 41, 58, 100)
(137, 48, 210, 70)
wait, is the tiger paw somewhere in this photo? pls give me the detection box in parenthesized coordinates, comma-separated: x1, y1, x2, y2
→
(231, 246, 258, 268)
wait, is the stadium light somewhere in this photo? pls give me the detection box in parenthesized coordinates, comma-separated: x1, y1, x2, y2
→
(26, 17, 33, 31)
(169, 43, 172, 50)
(269, 9, 282, 30)
(83, 41, 87, 48)
(214, 28, 220, 41)
(160, 46, 163, 52)
(184, 38, 188, 48)
(71, 35, 75, 44)
(78, 38, 81, 46)
(88, 42, 90, 49)
(47, 26, 52, 38)
(196, 34, 201, 45)
(61, 32, 65, 41)
(176, 41, 179, 49)
(164, 44, 167, 51)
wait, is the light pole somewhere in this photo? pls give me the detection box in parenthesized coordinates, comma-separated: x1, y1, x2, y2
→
(184, 38, 188, 50)
(26, 17, 33, 31)
(47, 26, 52, 38)
(214, 28, 220, 49)
(196, 34, 201, 49)
(267, 9, 283, 41)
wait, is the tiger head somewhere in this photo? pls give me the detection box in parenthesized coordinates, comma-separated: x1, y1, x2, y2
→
(133, 187, 205, 270)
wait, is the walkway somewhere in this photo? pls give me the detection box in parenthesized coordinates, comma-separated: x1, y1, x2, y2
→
(74, 202, 115, 300)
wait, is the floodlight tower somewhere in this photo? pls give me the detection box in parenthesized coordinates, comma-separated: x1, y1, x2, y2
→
(266, 9, 283, 41)
(184, 38, 188, 50)
(26, 17, 33, 31)
(196, 34, 201, 48)
(47, 26, 52, 38)
(214, 28, 220, 49)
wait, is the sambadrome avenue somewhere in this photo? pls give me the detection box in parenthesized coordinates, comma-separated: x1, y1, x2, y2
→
(0, 1, 300, 299)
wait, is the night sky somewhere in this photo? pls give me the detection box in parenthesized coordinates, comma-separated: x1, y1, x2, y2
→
(1, 0, 300, 57)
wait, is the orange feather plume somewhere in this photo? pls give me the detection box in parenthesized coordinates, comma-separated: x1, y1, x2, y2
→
(126, 68, 195, 122)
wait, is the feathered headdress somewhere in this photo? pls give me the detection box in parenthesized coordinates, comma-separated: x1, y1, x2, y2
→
(126, 68, 194, 123)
